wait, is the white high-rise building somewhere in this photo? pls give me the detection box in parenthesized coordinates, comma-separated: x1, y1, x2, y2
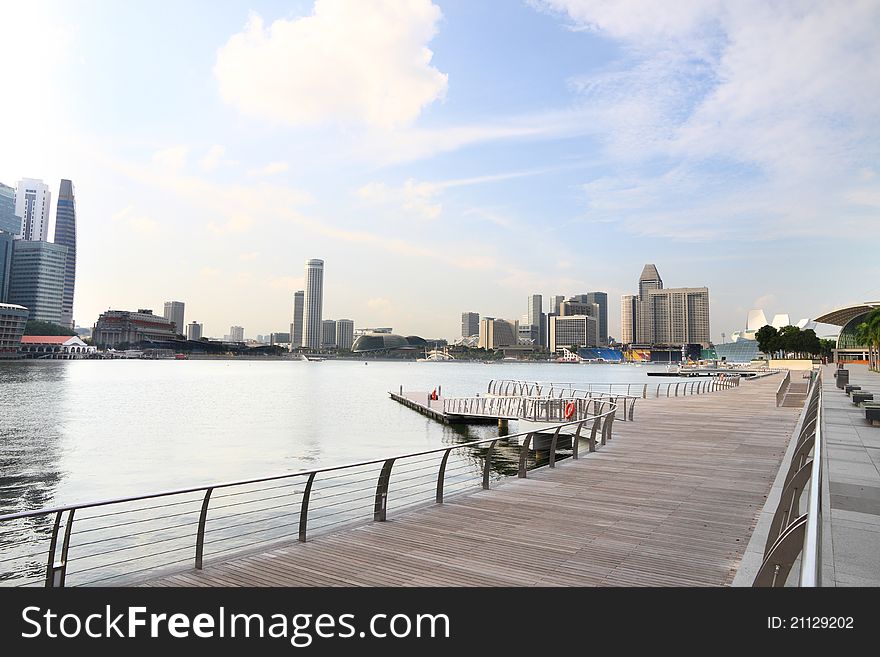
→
(14, 179, 52, 242)
(291, 290, 304, 350)
(337, 319, 354, 350)
(527, 294, 544, 348)
(163, 301, 185, 335)
(303, 259, 324, 350)
(230, 325, 244, 342)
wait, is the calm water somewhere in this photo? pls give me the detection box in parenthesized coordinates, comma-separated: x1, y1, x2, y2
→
(0, 358, 666, 585)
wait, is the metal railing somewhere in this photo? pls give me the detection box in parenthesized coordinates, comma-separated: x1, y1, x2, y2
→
(488, 377, 739, 401)
(753, 369, 823, 587)
(775, 370, 792, 407)
(0, 407, 617, 588)
(443, 393, 628, 421)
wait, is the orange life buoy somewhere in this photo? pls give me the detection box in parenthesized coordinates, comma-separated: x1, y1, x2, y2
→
(564, 402, 576, 419)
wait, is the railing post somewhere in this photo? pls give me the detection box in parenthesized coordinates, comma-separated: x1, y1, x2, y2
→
(45, 509, 74, 588)
(373, 459, 396, 521)
(548, 427, 561, 468)
(298, 473, 316, 542)
(601, 413, 614, 445)
(483, 439, 499, 489)
(572, 421, 584, 459)
(519, 433, 534, 477)
(195, 488, 213, 569)
(436, 448, 453, 503)
(643, 384, 647, 398)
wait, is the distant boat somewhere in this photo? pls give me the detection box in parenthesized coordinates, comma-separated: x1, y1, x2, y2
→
(302, 354, 325, 362)
(174, 353, 188, 360)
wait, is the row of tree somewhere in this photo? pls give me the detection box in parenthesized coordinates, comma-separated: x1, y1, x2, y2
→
(754, 325, 824, 359)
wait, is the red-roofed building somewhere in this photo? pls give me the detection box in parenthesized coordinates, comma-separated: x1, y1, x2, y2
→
(19, 335, 96, 359)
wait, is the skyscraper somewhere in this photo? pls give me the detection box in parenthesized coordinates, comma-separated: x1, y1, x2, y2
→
(551, 295, 565, 315)
(461, 312, 479, 338)
(291, 290, 304, 349)
(14, 179, 52, 242)
(584, 292, 608, 344)
(527, 294, 545, 349)
(8, 240, 68, 323)
(622, 264, 710, 347)
(322, 319, 337, 348)
(0, 183, 18, 235)
(230, 326, 244, 342)
(337, 319, 354, 350)
(53, 180, 77, 327)
(0, 231, 13, 303)
(186, 321, 203, 341)
(303, 259, 324, 350)
(163, 301, 185, 335)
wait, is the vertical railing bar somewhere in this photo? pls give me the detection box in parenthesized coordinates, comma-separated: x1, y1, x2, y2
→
(45, 511, 62, 587)
(436, 448, 453, 503)
(298, 473, 316, 542)
(195, 488, 213, 569)
(483, 440, 498, 489)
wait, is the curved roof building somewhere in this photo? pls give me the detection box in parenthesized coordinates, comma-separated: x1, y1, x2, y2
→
(814, 302, 880, 361)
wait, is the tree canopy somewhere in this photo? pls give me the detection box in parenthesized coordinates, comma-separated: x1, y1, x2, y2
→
(23, 320, 77, 336)
(754, 325, 821, 358)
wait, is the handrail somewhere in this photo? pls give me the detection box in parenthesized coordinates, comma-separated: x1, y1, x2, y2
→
(487, 376, 740, 401)
(0, 407, 617, 587)
(753, 369, 823, 587)
(775, 370, 792, 407)
(443, 391, 632, 421)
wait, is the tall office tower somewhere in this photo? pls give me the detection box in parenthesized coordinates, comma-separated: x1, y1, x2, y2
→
(53, 180, 77, 327)
(0, 183, 19, 234)
(560, 299, 598, 318)
(527, 294, 545, 348)
(163, 301, 185, 335)
(584, 292, 608, 344)
(303, 259, 324, 350)
(8, 240, 68, 323)
(461, 311, 479, 338)
(291, 290, 304, 349)
(625, 264, 710, 347)
(551, 295, 565, 315)
(620, 294, 636, 344)
(321, 319, 337, 348)
(0, 231, 13, 302)
(230, 326, 244, 341)
(550, 315, 598, 352)
(186, 321, 203, 341)
(336, 319, 354, 350)
(14, 179, 52, 241)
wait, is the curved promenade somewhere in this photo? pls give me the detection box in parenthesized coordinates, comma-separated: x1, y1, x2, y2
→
(141, 373, 800, 587)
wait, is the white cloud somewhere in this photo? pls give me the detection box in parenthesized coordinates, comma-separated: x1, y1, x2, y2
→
(248, 161, 289, 176)
(200, 145, 237, 171)
(533, 0, 880, 240)
(214, 0, 448, 129)
(152, 146, 189, 172)
(111, 206, 159, 236)
(207, 214, 255, 235)
(367, 297, 392, 310)
(358, 179, 441, 219)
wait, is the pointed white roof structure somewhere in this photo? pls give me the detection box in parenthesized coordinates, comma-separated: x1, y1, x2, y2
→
(746, 309, 767, 331)
(770, 314, 791, 329)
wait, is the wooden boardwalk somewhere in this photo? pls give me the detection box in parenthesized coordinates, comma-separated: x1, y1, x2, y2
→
(141, 374, 800, 587)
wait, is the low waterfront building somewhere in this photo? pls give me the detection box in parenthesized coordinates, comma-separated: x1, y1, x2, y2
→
(814, 302, 880, 363)
(19, 335, 96, 359)
(0, 302, 28, 358)
(93, 309, 178, 347)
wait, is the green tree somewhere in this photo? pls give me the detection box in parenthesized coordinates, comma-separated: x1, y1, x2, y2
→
(855, 308, 880, 370)
(755, 325, 779, 356)
(819, 339, 836, 360)
(23, 320, 77, 336)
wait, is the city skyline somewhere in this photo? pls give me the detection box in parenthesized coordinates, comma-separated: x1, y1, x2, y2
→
(1, 1, 878, 341)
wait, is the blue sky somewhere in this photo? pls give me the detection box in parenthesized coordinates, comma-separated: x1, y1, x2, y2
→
(1, 0, 878, 341)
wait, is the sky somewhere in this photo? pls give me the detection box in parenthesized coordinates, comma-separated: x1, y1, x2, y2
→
(1, 0, 878, 342)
